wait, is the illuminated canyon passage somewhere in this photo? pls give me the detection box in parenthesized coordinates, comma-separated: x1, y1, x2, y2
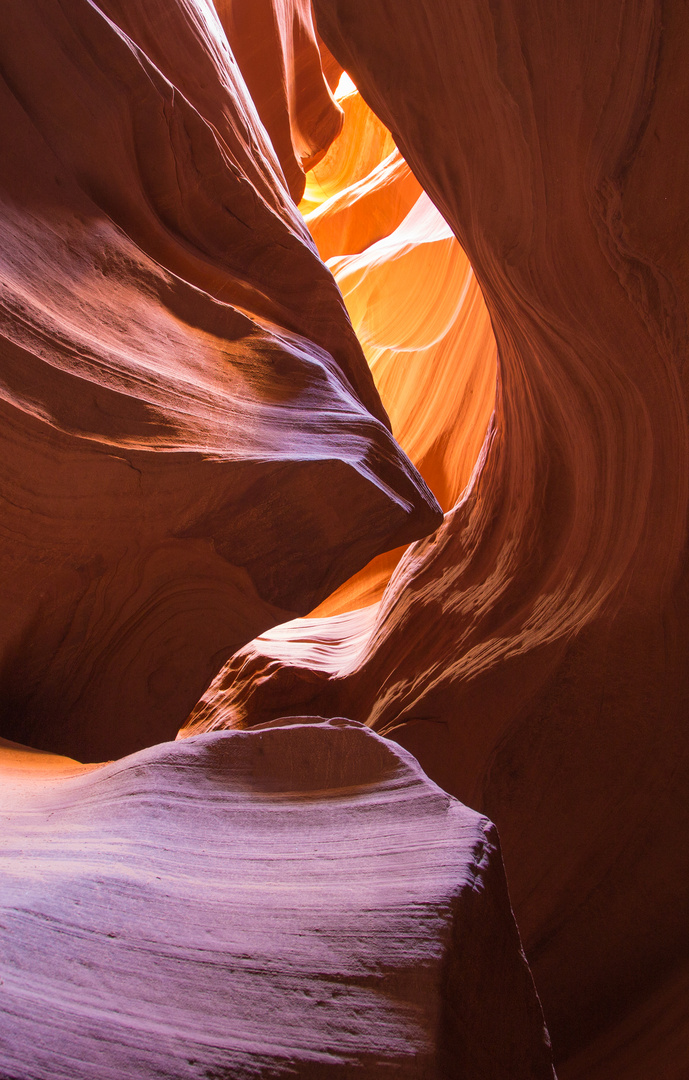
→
(0, 1, 687, 1078)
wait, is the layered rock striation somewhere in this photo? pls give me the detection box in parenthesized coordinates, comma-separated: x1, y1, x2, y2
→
(0, 0, 440, 762)
(213, 0, 345, 201)
(2, 0, 687, 1076)
(185, 1, 689, 1075)
(0, 721, 555, 1080)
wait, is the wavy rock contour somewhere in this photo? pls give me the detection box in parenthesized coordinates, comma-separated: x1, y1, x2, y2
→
(0, 722, 555, 1080)
(0, 0, 441, 762)
(186, 1, 689, 1074)
(213, 0, 344, 201)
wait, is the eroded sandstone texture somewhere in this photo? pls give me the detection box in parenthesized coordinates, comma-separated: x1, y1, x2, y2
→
(184, 1, 689, 1076)
(0, 0, 440, 762)
(3, 0, 687, 1076)
(0, 721, 555, 1079)
(214, 0, 345, 201)
(301, 81, 497, 613)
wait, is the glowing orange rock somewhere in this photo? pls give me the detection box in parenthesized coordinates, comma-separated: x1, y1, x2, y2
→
(307, 193, 497, 615)
(300, 88, 497, 615)
(305, 147, 423, 262)
(300, 77, 396, 214)
(329, 193, 496, 514)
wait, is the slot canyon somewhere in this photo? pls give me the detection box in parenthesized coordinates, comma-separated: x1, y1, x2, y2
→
(0, 0, 687, 1077)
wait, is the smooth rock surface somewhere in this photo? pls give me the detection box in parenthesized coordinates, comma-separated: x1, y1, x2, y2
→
(305, 146, 422, 263)
(299, 84, 495, 615)
(0, 0, 441, 762)
(0, 722, 555, 1080)
(215, 0, 344, 201)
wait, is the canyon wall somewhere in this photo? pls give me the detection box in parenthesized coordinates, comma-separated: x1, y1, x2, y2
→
(0, 0, 440, 762)
(186, 2, 689, 1075)
(1, 0, 686, 1076)
(213, 0, 344, 201)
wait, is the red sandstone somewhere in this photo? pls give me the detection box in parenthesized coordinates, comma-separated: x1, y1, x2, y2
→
(1, 1, 687, 1077)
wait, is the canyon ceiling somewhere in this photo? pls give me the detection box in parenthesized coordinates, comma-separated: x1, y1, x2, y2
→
(0, 1, 687, 1078)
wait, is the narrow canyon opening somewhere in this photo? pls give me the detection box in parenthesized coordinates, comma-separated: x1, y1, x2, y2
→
(181, 70, 500, 743)
(180, 69, 499, 736)
(302, 72, 499, 616)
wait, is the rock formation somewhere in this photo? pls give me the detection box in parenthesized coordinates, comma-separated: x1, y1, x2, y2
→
(213, 0, 345, 201)
(183, 1, 689, 1076)
(0, 721, 555, 1079)
(2, 0, 686, 1077)
(302, 83, 497, 613)
(0, 0, 440, 762)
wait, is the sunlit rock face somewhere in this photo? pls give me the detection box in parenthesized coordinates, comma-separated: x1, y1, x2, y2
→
(316, 189, 497, 614)
(306, 82, 497, 613)
(186, 1, 689, 1076)
(0, 722, 555, 1079)
(0, 0, 441, 762)
(213, 0, 344, 201)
